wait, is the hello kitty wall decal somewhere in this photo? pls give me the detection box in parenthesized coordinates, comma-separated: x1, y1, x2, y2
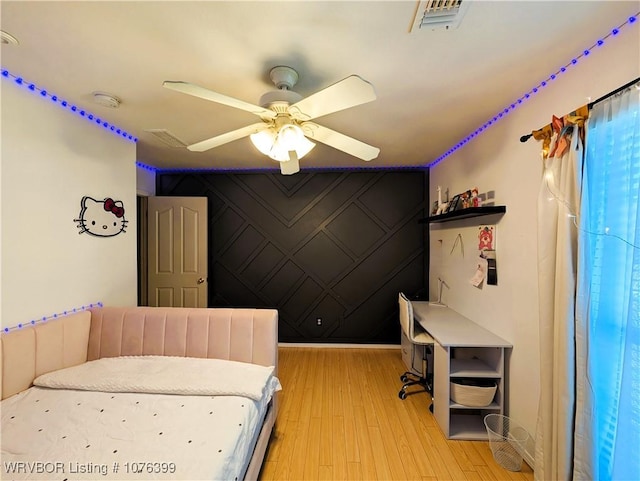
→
(74, 196, 128, 237)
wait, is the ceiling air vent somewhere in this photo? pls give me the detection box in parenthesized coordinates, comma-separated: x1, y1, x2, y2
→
(410, 0, 470, 32)
(144, 129, 188, 148)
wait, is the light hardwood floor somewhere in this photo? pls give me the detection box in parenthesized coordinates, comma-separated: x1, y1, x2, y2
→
(259, 347, 534, 481)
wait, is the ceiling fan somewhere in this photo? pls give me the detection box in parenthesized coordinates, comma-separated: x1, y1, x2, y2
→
(163, 66, 380, 175)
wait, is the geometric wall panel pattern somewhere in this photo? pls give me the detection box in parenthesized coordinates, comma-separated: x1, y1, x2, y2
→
(157, 170, 429, 343)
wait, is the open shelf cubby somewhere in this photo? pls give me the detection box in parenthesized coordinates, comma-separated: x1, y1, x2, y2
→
(448, 412, 491, 440)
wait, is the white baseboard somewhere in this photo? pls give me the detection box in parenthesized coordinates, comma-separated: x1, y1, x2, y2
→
(278, 342, 399, 349)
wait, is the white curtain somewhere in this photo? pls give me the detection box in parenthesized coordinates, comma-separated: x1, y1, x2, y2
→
(535, 116, 585, 481)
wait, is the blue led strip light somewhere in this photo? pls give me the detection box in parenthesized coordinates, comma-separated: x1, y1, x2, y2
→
(427, 13, 639, 168)
(1, 302, 104, 334)
(1, 69, 137, 143)
(136, 161, 424, 175)
(136, 161, 158, 172)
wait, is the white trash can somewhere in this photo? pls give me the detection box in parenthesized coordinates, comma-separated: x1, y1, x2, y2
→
(483, 414, 529, 471)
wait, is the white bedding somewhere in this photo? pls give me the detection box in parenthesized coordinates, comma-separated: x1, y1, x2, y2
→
(33, 356, 277, 401)
(1, 357, 281, 481)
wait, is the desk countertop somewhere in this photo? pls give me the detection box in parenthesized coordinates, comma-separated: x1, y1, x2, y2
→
(412, 301, 512, 348)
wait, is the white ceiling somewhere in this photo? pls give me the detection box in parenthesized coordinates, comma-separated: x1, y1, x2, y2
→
(1, 1, 638, 172)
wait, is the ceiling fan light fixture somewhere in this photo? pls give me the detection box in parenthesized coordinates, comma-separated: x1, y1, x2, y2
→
(250, 125, 315, 163)
(273, 125, 315, 162)
(163, 67, 378, 172)
(277, 124, 304, 151)
(249, 129, 276, 156)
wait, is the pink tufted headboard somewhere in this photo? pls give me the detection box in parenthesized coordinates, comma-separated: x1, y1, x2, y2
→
(1, 306, 278, 400)
(0, 311, 92, 400)
(87, 307, 278, 367)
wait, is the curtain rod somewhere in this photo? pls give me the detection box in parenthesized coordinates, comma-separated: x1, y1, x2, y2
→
(519, 76, 640, 143)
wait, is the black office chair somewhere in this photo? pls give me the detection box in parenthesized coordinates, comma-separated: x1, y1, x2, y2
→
(398, 292, 434, 406)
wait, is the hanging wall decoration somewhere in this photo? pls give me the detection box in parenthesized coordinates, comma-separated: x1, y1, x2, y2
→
(74, 196, 128, 237)
(477, 225, 498, 286)
(478, 225, 495, 251)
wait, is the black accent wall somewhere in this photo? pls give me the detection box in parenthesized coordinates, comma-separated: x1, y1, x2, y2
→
(157, 170, 428, 344)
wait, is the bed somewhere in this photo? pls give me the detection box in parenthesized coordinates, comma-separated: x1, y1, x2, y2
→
(0, 306, 280, 481)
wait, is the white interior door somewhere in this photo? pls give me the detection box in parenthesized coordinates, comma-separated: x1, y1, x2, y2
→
(148, 196, 208, 307)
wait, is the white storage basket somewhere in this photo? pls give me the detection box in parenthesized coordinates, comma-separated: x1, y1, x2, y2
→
(450, 378, 497, 407)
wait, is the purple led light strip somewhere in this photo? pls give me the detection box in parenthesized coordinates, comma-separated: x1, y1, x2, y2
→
(1, 302, 104, 334)
(53, 13, 639, 171)
(0, 69, 137, 143)
(427, 13, 639, 168)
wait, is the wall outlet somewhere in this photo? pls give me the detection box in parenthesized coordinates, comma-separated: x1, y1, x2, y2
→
(316, 318, 322, 326)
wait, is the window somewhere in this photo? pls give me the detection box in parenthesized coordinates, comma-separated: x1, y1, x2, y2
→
(580, 84, 640, 480)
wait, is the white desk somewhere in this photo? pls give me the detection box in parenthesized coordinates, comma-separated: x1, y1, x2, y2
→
(412, 301, 512, 440)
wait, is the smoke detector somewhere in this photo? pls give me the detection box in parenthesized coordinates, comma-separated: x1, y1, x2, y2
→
(1, 30, 19, 45)
(92, 91, 121, 108)
(410, 0, 471, 32)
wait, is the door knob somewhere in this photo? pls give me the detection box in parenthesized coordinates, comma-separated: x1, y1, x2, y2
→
(197, 277, 205, 284)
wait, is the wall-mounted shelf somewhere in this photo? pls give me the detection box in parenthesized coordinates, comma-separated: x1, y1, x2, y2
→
(420, 206, 506, 224)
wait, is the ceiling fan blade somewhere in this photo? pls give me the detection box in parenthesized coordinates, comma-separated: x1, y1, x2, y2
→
(188, 123, 267, 152)
(301, 122, 380, 161)
(279, 152, 300, 175)
(163, 81, 276, 120)
(289, 75, 376, 121)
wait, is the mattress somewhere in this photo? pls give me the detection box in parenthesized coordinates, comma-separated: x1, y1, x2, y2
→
(1, 356, 281, 481)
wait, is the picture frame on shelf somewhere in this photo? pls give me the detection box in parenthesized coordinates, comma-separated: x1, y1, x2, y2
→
(446, 195, 461, 213)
